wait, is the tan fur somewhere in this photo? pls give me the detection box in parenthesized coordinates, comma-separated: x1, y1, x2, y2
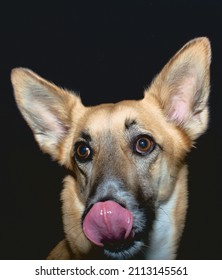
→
(11, 37, 211, 259)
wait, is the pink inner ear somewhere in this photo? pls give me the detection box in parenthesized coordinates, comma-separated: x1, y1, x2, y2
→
(167, 97, 190, 124)
(167, 75, 197, 125)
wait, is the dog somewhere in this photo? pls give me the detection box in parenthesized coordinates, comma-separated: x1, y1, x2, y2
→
(11, 37, 211, 260)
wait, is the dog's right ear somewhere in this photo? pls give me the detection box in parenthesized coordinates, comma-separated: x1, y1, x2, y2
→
(144, 37, 211, 141)
(11, 68, 85, 160)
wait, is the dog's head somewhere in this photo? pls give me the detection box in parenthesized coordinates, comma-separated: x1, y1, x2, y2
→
(12, 38, 211, 259)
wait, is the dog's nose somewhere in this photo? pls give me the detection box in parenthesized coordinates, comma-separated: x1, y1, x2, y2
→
(83, 200, 133, 247)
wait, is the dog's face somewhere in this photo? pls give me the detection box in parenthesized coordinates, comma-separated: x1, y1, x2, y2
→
(12, 38, 211, 259)
(63, 100, 191, 259)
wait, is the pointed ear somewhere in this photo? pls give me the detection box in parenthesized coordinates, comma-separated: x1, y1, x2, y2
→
(11, 68, 84, 159)
(144, 37, 211, 140)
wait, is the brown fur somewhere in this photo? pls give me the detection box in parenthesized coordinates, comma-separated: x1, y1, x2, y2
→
(11, 37, 211, 259)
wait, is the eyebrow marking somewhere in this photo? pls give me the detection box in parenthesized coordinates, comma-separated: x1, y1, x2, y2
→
(80, 131, 92, 142)
(124, 119, 137, 130)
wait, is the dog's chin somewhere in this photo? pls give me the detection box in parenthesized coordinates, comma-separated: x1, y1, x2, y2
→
(103, 239, 144, 260)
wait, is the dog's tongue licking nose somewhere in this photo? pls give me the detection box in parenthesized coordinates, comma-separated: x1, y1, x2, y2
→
(83, 200, 133, 246)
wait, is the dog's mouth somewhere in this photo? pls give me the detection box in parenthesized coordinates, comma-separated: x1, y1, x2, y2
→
(82, 200, 145, 259)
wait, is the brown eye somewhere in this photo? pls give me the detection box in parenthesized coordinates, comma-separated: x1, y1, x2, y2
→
(75, 143, 92, 162)
(134, 135, 155, 155)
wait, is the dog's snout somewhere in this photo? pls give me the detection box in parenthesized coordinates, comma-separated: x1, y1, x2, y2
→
(87, 179, 126, 205)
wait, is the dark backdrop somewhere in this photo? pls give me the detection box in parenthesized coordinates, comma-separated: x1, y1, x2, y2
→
(0, 1, 221, 259)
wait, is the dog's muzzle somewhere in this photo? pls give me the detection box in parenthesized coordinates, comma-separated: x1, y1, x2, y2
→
(83, 200, 134, 247)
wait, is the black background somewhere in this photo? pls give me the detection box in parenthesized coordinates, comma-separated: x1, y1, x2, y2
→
(0, 1, 221, 259)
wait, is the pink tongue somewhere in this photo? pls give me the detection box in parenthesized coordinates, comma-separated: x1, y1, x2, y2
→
(83, 200, 133, 247)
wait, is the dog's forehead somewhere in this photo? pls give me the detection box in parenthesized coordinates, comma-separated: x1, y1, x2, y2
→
(82, 99, 167, 136)
(83, 101, 142, 133)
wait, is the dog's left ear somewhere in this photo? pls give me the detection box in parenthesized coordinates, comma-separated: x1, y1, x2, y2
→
(144, 37, 211, 140)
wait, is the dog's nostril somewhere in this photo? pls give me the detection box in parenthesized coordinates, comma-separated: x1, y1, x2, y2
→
(82, 200, 133, 247)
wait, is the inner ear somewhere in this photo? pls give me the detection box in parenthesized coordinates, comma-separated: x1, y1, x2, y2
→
(144, 37, 211, 140)
(166, 70, 199, 125)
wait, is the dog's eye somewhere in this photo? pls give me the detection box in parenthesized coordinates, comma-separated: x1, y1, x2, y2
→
(134, 135, 155, 155)
(75, 142, 92, 162)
